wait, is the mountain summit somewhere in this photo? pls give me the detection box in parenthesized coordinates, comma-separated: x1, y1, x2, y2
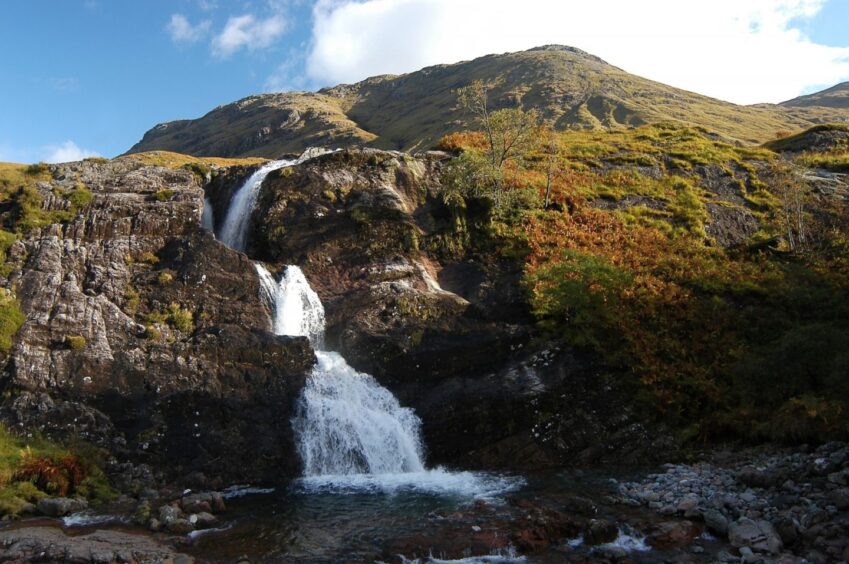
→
(127, 46, 849, 158)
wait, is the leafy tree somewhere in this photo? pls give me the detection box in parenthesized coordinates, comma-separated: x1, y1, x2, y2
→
(456, 80, 539, 207)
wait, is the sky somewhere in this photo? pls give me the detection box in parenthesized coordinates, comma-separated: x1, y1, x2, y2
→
(1, 0, 848, 163)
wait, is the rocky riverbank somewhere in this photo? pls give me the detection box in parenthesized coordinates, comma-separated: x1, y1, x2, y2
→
(616, 441, 849, 562)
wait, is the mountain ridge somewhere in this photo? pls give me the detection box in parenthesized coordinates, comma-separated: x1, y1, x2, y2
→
(127, 45, 849, 158)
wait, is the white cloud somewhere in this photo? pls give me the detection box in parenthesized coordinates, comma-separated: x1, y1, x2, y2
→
(306, 0, 849, 104)
(212, 13, 288, 58)
(44, 141, 101, 164)
(167, 14, 211, 44)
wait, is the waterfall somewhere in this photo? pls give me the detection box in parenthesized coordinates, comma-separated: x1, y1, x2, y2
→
(219, 148, 521, 497)
(218, 159, 296, 250)
(201, 196, 215, 232)
(218, 148, 336, 251)
(255, 263, 427, 476)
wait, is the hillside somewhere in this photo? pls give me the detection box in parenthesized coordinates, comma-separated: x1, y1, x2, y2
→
(127, 46, 849, 158)
(781, 81, 849, 109)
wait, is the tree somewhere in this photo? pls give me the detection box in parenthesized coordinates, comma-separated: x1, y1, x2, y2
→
(456, 80, 539, 207)
(772, 162, 809, 253)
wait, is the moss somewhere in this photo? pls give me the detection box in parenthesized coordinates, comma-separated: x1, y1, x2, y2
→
(154, 189, 175, 202)
(0, 291, 25, 354)
(64, 335, 86, 351)
(181, 162, 211, 180)
(157, 271, 174, 285)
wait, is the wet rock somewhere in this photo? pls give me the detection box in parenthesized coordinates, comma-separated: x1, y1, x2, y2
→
(728, 518, 783, 554)
(158, 504, 182, 526)
(181, 491, 226, 514)
(773, 516, 799, 546)
(191, 511, 218, 528)
(36, 497, 88, 517)
(0, 527, 193, 563)
(582, 519, 618, 545)
(167, 518, 195, 534)
(646, 520, 700, 549)
(703, 509, 729, 537)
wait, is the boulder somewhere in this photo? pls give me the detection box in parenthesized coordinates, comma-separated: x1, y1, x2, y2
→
(36, 497, 88, 517)
(646, 520, 700, 549)
(728, 518, 783, 554)
(583, 519, 618, 545)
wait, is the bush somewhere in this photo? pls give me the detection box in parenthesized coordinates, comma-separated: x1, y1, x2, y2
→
(24, 162, 49, 176)
(136, 251, 159, 265)
(64, 335, 86, 351)
(14, 451, 86, 497)
(157, 271, 173, 285)
(154, 189, 174, 202)
(0, 291, 25, 353)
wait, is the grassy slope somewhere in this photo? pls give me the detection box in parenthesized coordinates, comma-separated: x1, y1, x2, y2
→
(127, 47, 849, 158)
(441, 123, 849, 443)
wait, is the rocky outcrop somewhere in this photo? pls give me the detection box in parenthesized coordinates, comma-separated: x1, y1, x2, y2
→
(0, 157, 313, 485)
(0, 527, 192, 563)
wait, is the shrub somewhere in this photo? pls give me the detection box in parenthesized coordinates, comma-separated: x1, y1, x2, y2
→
(14, 450, 86, 497)
(0, 291, 25, 353)
(24, 162, 49, 176)
(124, 287, 140, 315)
(64, 335, 86, 351)
(157, 271, 173, 285)
(135, 251, 159, 265)
(167, 303, 194, 333)
(154, 189, 175, 202)
(67, 184, 93, 208)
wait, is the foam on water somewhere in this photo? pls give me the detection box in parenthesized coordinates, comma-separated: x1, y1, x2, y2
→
(293, 467, 524, 498)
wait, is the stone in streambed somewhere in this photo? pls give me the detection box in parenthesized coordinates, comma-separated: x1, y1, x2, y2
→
(36, 497, 88, 517)
(583, 519, 618, 545)
(646, 520, 700, 549)
(728, 517, 783, 554)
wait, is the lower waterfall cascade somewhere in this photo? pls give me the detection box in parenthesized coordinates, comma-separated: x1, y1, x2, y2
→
(256, 263, 522, 497)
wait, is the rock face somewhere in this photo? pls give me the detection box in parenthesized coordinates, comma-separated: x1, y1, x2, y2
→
(0, 157, 313, 485)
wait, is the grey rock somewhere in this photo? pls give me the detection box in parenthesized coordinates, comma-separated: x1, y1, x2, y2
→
(703, 509, 729, 537)
(36, 497, 88, 517)
(728, 518, 783, 554)
(158, 504, 182, 526)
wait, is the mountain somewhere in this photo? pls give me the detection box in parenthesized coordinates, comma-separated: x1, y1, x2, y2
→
(127, 46, 849, 158)
(781, 81, 849, 109)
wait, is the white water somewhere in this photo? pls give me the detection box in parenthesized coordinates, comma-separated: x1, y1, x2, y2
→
(218, 159, 296, 250)
(256, 263, 522, 497)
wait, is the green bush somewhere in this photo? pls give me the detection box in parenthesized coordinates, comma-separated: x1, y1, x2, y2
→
(64, 335, 86, 351)
(0, 291, 25, 353)
(154, 189, 174, 202)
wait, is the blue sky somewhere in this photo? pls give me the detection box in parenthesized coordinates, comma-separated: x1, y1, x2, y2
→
(1, 0, 848, 163)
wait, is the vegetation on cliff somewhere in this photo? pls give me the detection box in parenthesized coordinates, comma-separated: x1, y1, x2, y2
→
(0, 426, 113, 517)
(439, 119, 849, 443)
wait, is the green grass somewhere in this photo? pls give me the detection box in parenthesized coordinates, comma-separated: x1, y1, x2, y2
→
(0, 291, 25, 354)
